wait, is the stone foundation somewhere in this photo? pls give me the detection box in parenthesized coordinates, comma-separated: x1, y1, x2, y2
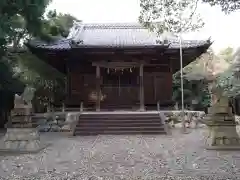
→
(206, 125, 240, 148)
(0, 128, 48, 153)
(205, 111, 240, 150)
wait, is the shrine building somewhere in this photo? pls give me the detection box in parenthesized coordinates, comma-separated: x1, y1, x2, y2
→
(27, 23, 211, 111)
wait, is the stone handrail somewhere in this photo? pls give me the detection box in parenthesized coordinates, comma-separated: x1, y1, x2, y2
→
(61, 112, 81, 133)
(157, 101, 166, 125)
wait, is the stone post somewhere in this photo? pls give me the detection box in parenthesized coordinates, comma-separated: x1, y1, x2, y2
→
(80, 101, 84, 112)
(62, 103, 65, 112)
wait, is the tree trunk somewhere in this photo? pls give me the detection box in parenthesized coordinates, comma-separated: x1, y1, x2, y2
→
(0, 90, 15, 128)
(0, 110, 6, 128)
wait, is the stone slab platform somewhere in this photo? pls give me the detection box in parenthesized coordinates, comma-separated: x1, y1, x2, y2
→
(0, 143, 50, 155)
(0, 128, 50, 154)
(206, 145, 240, 150)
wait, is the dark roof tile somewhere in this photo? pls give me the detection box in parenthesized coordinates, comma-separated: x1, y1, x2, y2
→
(68, 23, 164, 47)
(28, 23, 211, 50)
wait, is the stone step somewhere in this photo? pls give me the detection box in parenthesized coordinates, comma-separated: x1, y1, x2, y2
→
(74, 130, 167, 136)
(74, 112, 167, 135)
(77, 119, 162, 123)
(80, 112, 159, 116)
(76, 122, 163, 127)
(79, 115, 161, 120)
(75, 126, 165, 130)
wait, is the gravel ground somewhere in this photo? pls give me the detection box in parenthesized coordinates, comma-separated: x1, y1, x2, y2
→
(0, 127, 240, 180)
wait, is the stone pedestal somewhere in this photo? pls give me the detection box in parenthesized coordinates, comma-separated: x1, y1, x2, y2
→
(0, 128, 48, 153)
(204, 104, 240, 150)
(9, 107, 33, 128)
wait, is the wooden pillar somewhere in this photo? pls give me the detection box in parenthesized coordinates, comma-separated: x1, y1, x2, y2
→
(154, 74, 157, 101)
(96, 66, 101, 111)
(65, 66, 70, 106)
(139, 64, 145, 111)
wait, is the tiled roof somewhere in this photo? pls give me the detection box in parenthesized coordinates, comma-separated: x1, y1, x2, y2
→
(29, 39, 72, 50)
(28, 23, 211, 50)
(68, 23, 165, 47)
(68, 23, 210, 49)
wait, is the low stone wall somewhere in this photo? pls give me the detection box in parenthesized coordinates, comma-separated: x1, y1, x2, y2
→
(163, 110, 205, 120)
(34, 112, 81, 133)
(162, 111, 240, 128)
(33, 110, 207, 132)
(162, 111, 206, 128)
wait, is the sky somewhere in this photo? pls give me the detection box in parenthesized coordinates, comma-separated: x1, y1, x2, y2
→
(48, 0, 240, 53)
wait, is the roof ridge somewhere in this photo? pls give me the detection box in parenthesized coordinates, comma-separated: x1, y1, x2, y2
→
(82, 22, 144, 29)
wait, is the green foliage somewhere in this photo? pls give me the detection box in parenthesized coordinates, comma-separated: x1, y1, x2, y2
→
(216, 48, 240, 98)
(0, 58, 25, 93)
(0, 1, 82, 123)
(0, 0, 53, 95)
(173, 45, 240, 108)
(0, 0, 52, 53)
(202, 0, 240, 13)
(139, 0, 240, 34)
(139, 0, 204, 34)
(0, 0, 52, 126)
(172, 71, 210, 109)
(44, 10, 81, 37)
(172, 48, 222, 110)
(13, 51, 66, 105)
(218, 47, 234, 63)
(0, 0, 79, 102)
(0, 1, 67, 120)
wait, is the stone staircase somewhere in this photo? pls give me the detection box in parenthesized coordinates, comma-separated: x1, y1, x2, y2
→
(73, 111, 168, 136)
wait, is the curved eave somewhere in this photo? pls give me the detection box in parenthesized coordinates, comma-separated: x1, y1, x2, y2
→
(70, 43, 170, 50)
(168, 42, 212, 57)
(26, 41, 170, 55)
(26, 40, 211, 60)
(168, 41, 212, 50)
(26, 41, 211, 52)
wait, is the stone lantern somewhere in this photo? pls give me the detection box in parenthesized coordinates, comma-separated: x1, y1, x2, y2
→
(204, 56, 240, 150)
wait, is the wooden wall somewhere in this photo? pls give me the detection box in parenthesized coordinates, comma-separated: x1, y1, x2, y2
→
(66, 61, 173, 108)
(144, 72, 172, 105)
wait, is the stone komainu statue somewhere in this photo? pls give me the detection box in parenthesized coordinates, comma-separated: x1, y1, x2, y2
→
(14, 87, 36, 109)
(10, 87, 36, 127)
(14, 94, 25, 108)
